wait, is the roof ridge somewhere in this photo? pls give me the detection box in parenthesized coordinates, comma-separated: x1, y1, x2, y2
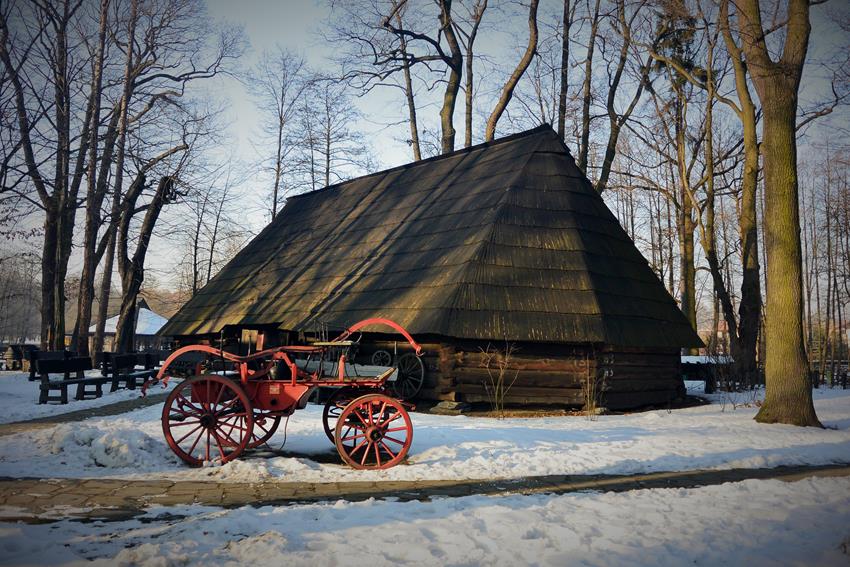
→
(287, 125, 559, 202)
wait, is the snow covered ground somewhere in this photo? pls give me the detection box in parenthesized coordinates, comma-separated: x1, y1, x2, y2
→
(2, 476, 849, 566)
(0, 372, 173, 425)
(0, 385, 848, 482)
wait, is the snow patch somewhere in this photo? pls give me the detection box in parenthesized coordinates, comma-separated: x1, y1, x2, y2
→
(3, 477, 850, 566)
(45, 423, 173, 469)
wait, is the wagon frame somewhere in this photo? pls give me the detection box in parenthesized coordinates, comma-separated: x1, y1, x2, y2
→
(144, 318, 424, 470)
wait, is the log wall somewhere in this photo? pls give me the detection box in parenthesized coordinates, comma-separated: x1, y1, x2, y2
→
(365, 339, 685, 410)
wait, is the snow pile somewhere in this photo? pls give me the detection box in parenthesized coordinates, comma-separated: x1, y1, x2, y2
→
(2, 476, 849, 565)
(45, 423, 174, 469)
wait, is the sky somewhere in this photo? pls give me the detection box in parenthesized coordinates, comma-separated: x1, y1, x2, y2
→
(205, 0, 424, 175)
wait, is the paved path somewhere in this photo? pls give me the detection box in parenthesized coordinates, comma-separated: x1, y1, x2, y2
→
(2, 463, 849, 523)
(1, 393, 848, 523)
(0, 392, 169, 437)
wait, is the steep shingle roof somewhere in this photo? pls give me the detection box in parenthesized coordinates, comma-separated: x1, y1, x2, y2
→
(161, 125, 702, 348)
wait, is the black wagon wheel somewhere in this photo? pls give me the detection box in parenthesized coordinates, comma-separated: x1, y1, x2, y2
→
(371, 350, 392, 366)
(322, 386, 368, 443)
(391, 353, 425, 400)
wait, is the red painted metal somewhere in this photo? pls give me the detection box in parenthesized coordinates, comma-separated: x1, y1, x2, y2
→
(148, 318, 422, 469)
(334, 394, 413, 470)
(336, 317, 424, 356)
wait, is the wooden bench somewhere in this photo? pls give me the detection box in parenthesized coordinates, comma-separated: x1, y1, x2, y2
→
(37, 357, 110, 404)
(29, 350, 76, 381)
(108, 353, 158, 392)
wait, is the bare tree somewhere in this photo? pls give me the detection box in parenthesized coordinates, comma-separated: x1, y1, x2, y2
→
(90, 0, 243, 355)
(245, 48, 307, 219)
(0, 0, 98, 349)
(299, 77, 375, 191)
(733, 0, 819, 426)
(557, 0, 573, 139)
(576, 0, 602, 173)
(455, 0, 488, 147)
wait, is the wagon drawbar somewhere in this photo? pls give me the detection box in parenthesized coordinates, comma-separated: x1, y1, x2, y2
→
(143, 318, 423, 470)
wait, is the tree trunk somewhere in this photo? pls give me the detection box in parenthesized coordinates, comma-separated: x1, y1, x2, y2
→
(94, 0, 137, 356)
(396, 9, 421, 160)
(734, 98, 762, 387)
(735, 0, 819, 426)
(40, 208, 58, 349)
(557, 0, 571, 140)
(461, 1, 487, 148)
(679, 194, 697, 342)
(576, 0, 600, 174)
(755, 93, 819, 425)
(485, 0, 538, 142)
(73, 0, 110, 356)
(92, 230, 116, 356)
(438, 0, 462, 154)
(115, 176, 174, 353)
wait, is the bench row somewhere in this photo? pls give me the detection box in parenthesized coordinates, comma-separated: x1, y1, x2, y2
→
(35, 354, 159, 404)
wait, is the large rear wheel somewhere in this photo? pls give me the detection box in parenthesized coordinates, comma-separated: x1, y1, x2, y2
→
(162, 375, 254, 466)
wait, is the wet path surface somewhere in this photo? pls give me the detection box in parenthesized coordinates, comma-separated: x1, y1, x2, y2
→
(2, 463, 848, 523)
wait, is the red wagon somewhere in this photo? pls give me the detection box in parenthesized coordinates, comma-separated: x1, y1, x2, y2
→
(144, 318, 423, 470)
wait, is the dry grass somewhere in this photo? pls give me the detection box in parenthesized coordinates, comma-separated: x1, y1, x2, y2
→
(480, 341, 520, 420)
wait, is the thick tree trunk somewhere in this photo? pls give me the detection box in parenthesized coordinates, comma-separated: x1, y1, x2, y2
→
(72, 0, 110, 357)
(114, 176, 173, 353)
(735, 0, 819, 426)
(40, 209, 58, 349)
(755, 94, 819, 426)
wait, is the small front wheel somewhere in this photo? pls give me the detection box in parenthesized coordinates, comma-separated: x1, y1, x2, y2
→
(162, 375, 254, 466)
(334, 394, 413, 469)
(322, 387, 368, 443)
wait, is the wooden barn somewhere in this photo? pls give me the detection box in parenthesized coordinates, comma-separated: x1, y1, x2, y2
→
(160, 125, 702, 410)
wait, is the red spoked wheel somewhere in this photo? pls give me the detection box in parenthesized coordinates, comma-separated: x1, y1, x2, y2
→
(334, 394, 413, 469)
(162, 375, 254, 466)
